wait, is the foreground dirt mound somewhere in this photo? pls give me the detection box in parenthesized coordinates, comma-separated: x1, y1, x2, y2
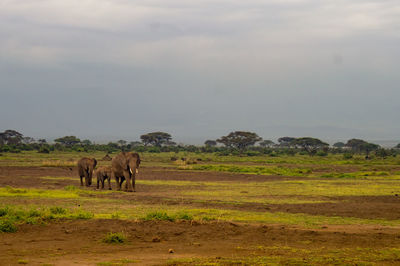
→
(1, 219, 400, 265)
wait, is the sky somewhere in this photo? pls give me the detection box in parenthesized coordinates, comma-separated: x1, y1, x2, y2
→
(1, 0, 400, 144)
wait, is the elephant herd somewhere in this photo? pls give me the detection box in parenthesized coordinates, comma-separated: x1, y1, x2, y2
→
(77, 152, 141, 192)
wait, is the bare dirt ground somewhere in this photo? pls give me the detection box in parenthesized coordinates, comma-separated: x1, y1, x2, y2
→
(2, 219, 400, 266)
(2, 166, 400, 265)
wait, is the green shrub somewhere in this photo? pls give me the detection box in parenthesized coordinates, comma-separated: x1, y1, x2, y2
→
(0, 219, 17, 233)
(316, 151, 328, 157)
(144, 211, 175, 221)
(175, 212, 193, 220)
(74, 210, 94, 219)
(103, 232, 126, 244)
(50, 206, 67, 215)
(38, 147, 50, 153)
(27, 209, 41, 218)
(343, 153, 353, 159)
(245, 151, 260, 156)
(0, 206, 10, 217)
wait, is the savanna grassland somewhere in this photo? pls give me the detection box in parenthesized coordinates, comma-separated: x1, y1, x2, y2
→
(1, 151, 400, 265)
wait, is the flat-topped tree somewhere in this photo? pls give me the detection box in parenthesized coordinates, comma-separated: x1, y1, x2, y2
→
(345, 139, 380, 155)
(294, 137, 329, 155)
(333, 142, 345, 148)
(277, 137, 296, 148)
(259, 140, 275, 148)
(204, 140, 217, 147)
(0, 129, 24, 145)
(54, 136, 81, 146)
(140, 132, 172, 147)
(217, 131, 262, 152)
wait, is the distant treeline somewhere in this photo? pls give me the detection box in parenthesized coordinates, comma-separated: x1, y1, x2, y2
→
(1, 129, 399, 158)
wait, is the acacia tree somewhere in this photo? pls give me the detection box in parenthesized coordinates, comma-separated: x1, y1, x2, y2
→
(277, 137, 296, 148)
(0, 130, 24, 145)
(259, 140, 275, 148)
(54, 136, 81, 146)
(204, 140, 217, 147)
(140, 132, 172, 147)
(294, 137, 329, 155)
(345, 139, 380, 156)
(333, 142, 345, 148)
(217, 131, 262, 151)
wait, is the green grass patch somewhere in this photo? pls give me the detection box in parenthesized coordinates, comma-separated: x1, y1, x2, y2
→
(102, 232, 127, 244)
(0, 205, 94, 232)
(184, 164, 312, 177)
(167, 247, 400, 265)
(0, 186, 113, 199)
(143, 211, 175, 221)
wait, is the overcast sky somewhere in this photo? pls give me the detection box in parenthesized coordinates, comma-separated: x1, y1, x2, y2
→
(1, 0, 399, 144)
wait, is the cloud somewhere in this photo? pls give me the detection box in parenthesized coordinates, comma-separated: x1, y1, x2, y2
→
(0, 0, 399, 141)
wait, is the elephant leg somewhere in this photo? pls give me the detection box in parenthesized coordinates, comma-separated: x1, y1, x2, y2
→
(97, 178, 100, 189)
(101, 179, 105, 189)
(123, 170, 134, 192)
(112, 172, 121, 191)
(107, 177, 112, 190)
(85, 170, 90, 187)
(131, 172, 136, 192)
(80, 176, 84, 186)
(119, 176, 126, 190)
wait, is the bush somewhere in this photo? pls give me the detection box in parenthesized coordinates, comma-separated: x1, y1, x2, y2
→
(74, 210, 94, 219)
(245, 151, 260, 156)
(343, 153, 353, 159)
(103, 232, 126, 244)
(316, 151, 328, 156)
(0, 219, 17, 233)
(50, 206, 67, 215)
(175, 212, 193, 220)
(0, 206, 10, 217)
(38, 147, 50, 153)
(144, 211, 175, 221)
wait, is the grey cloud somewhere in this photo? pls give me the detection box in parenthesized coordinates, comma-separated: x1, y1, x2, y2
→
(1, 0, 399, 143)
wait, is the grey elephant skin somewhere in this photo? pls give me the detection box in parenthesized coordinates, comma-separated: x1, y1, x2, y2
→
(77, 157, 97, 187)
(111, 152, 141, 192)
(95, 166, 112, 190)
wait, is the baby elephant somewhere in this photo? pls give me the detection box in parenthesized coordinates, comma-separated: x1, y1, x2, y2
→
(95, 166, 112, 190)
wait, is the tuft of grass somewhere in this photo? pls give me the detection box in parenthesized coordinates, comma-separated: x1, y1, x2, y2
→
(64, 185, 78, 191)
(103, 232, 127, 244)
(0, 205, 94, 232)
(74, 210, 94, 219)
(0, 219, 17, 233)
(143, 211, 175, 222)
(50, 206, 67, 215)
(175, 211, 193, 221)
(17, 259, 28, 264)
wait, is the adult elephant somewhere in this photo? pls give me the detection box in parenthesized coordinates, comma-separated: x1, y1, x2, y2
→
(111, 152, 141, 192)
(77, 157, 97, 187)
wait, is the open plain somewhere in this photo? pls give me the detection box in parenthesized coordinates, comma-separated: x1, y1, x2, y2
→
(1, 151, 400, 265)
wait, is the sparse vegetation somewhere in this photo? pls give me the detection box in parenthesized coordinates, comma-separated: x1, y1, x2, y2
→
(103, 232, 127, 244)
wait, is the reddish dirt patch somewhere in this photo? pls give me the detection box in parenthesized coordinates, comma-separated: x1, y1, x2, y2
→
(1, 220, 400, 265)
